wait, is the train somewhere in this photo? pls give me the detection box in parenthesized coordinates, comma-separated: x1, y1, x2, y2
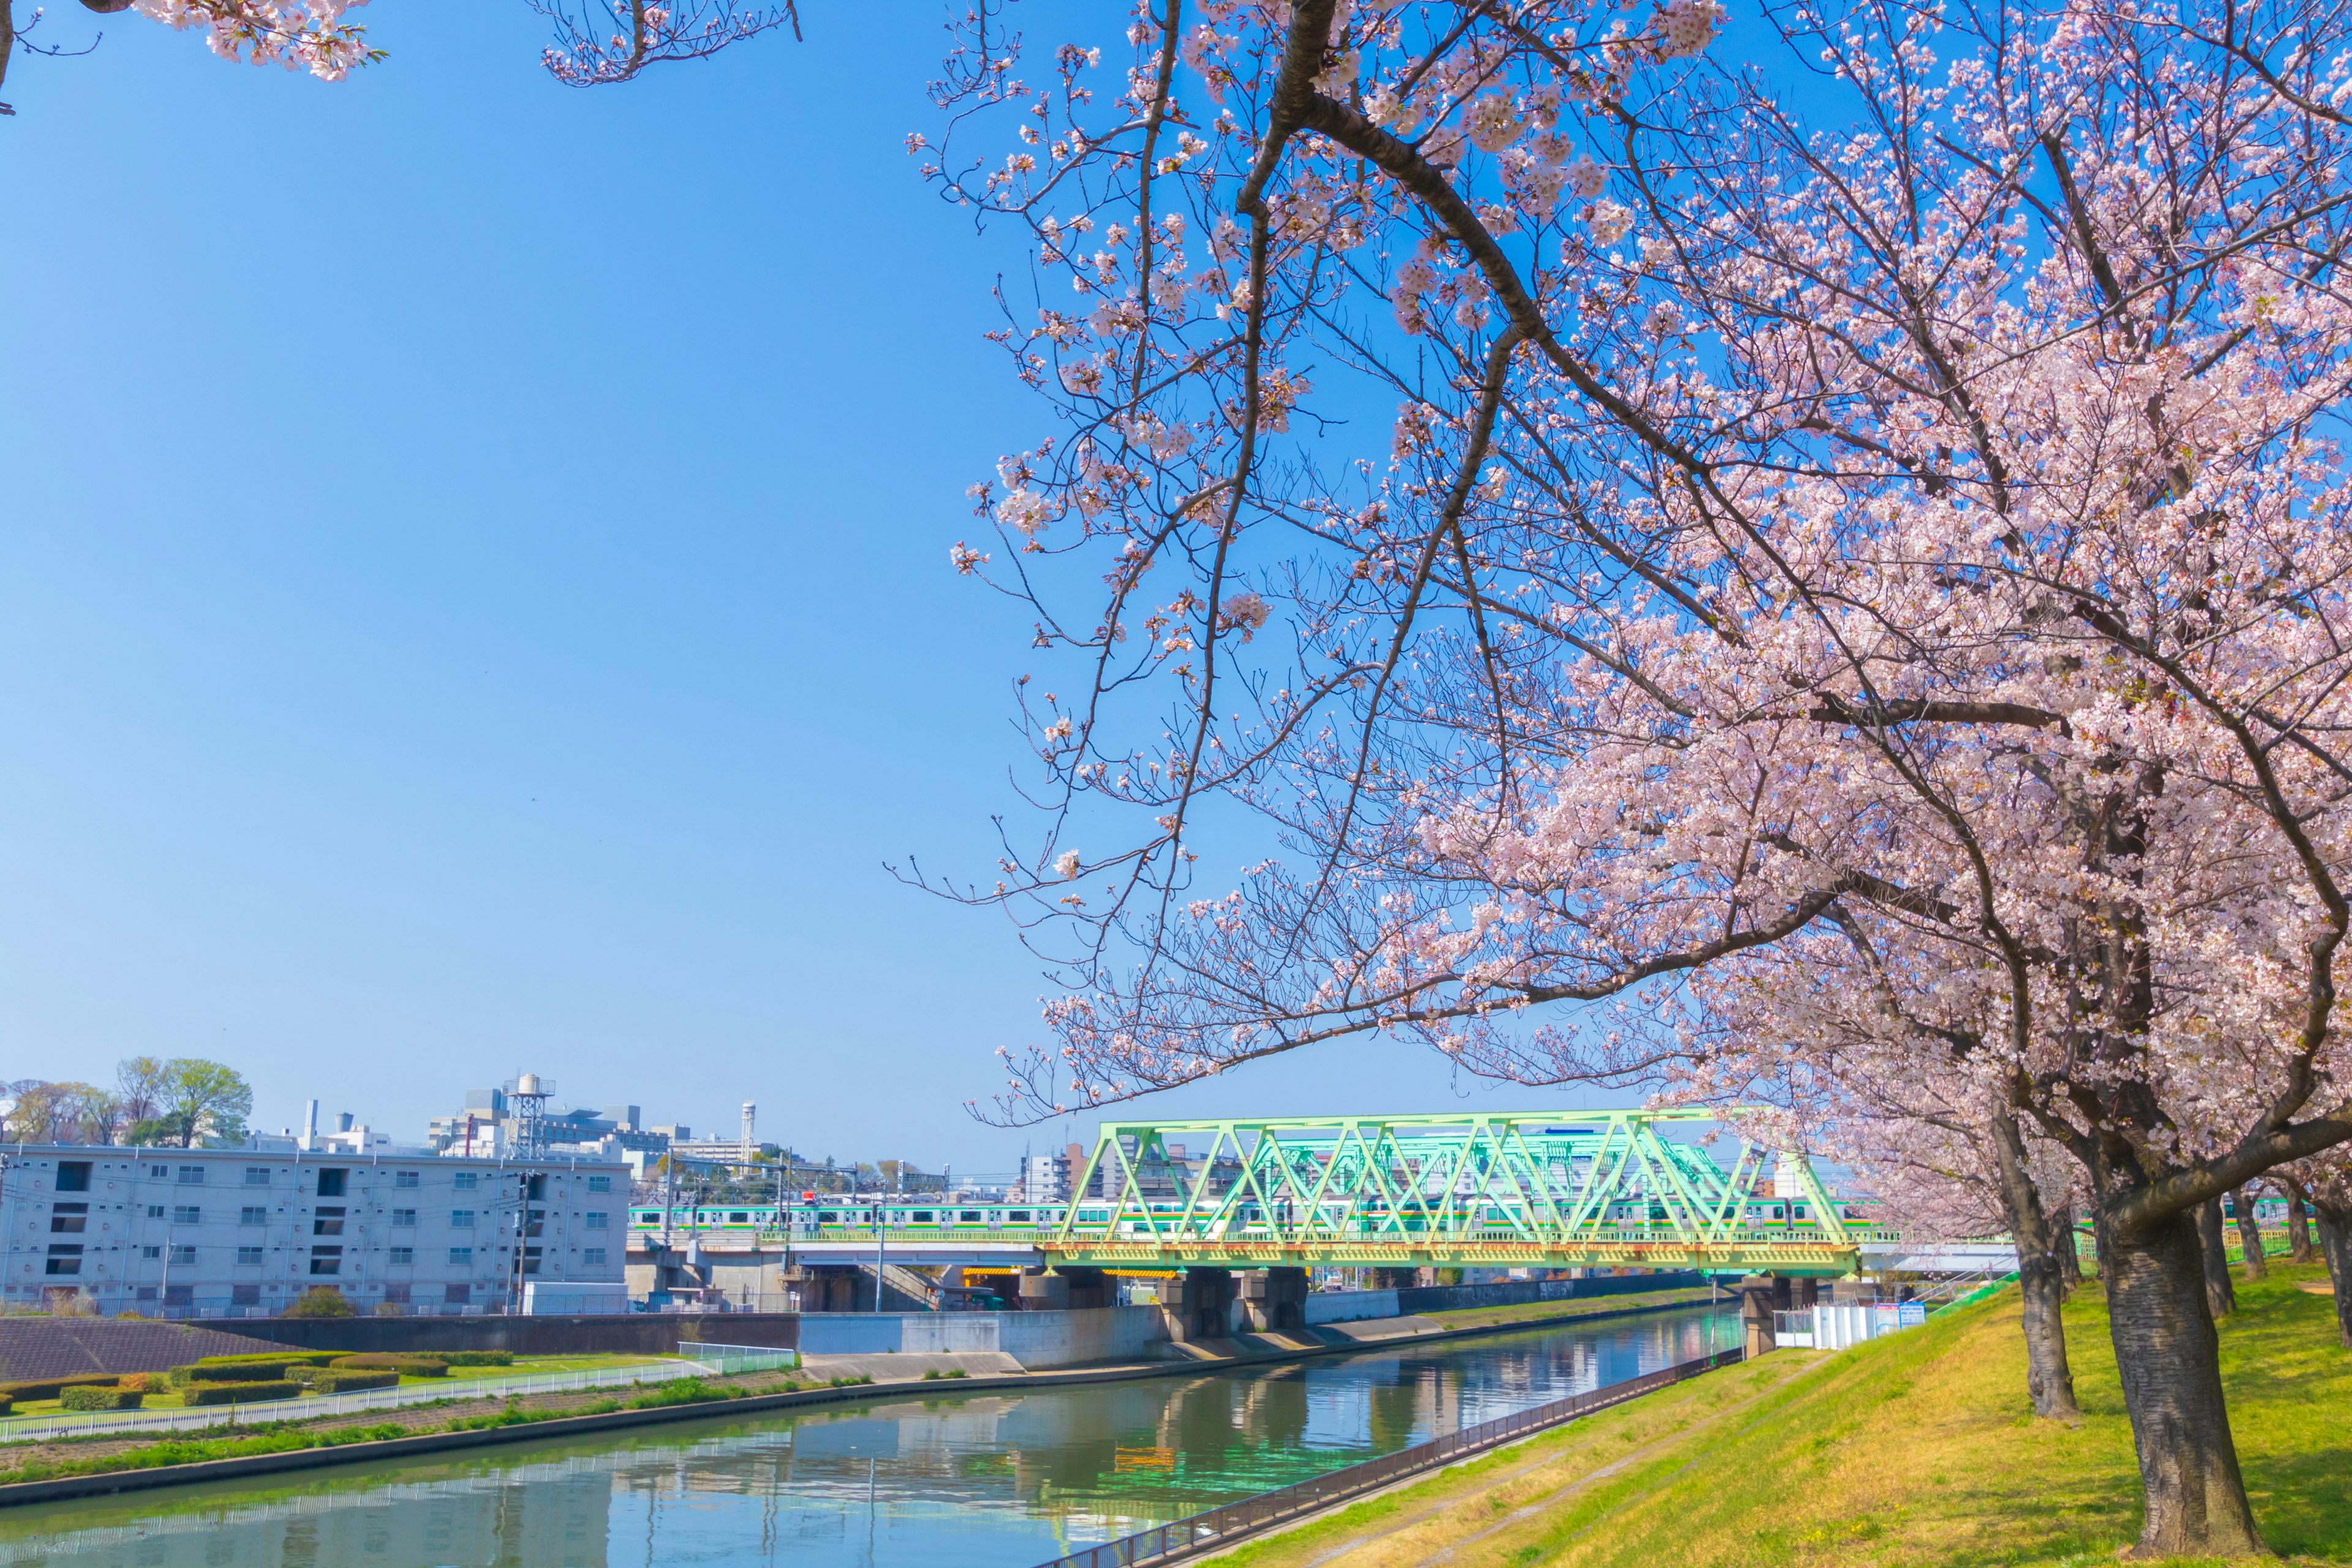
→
(629, 1197, 1864, 1235)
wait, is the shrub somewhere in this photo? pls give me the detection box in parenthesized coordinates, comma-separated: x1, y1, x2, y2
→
(328, 1354, 448, 1377)
(285, 1287, 353, 1318)
(372, 1301, 405, 1316)
(436, 1351, 514, 1366)
(0, 1374, 118, 1402)
(303, 1369, 399, 1394)
(183, 1380, 299, 1406)
(173, 1362, 291, 1384)
(61, 1386, 144, 1411)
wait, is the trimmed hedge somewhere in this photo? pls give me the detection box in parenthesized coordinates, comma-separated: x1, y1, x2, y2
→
(60, 1386, 144, 1412)
(0, 1374, 118, 1402)
(328, 1355, 448, 1377)
(0, 1397, 13, 1417)
(194, 1351, 341, 1369)
(183, 1380, 300, 1406)
(437, 1351, 514, 1367)
(303, 1369, 399, 1395)
(173, 1362, 292, 1384)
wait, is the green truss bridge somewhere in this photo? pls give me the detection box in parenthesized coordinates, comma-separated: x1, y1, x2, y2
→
(1044, 1109, 1884, 1278)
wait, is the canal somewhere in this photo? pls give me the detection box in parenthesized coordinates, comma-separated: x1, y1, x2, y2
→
(2, 1305, 1735, 1567)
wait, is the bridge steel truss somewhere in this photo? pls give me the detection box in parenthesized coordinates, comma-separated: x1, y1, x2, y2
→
(1047, 1110, 1877, 1276)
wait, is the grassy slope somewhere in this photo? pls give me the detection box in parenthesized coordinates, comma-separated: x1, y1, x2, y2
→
(1219, 1263, 2349, 1567)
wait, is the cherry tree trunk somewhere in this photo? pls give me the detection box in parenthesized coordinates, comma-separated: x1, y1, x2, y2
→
(2231, 1189, 2267, 1281)
(2105, 1213, 2264, 1558)
(2054, 1204, 2083, 1292)
(2280, 1182, 2315, 1264)
(2194, 1199, 2237, 1317)
(2313, 1200, 2352, 1350)
(1989, 1110, 2081, 1418)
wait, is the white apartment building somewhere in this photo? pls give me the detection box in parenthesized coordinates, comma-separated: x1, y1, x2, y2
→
(1, 1143, 630, 1319)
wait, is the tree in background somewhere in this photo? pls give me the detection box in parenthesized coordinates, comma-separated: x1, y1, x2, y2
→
(153, 1058, 252, 1147)
(0, 0, 798, 116)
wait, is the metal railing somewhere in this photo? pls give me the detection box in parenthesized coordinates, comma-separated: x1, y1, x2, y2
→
(679, 1341, 799, 1374)
(1033, 1345, 1746, 1568)
(0, 1359, 720, 1444)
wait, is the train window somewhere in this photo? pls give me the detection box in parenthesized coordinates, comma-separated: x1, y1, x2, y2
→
(819, 1212, 840, 1224)
(959, 1211, 982, 1223)
(1079, 1210, 1109, 1223)
(729, 1212, 748, 1224)
(912, 1211, 935, 1223)
(1008, 1210, 1031, 1223)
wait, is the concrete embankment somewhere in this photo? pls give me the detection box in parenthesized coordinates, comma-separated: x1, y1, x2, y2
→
(0, 1289, 1722, 1509)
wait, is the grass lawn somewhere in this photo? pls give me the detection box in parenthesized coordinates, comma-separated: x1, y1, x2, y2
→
(427, 1353, 674, 1382)
(1215, 1262, 2350, 1567)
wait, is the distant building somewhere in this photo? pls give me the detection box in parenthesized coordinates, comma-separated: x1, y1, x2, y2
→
(1020, 1153, 1070, 1204)
(1, 1141, 627, 1319)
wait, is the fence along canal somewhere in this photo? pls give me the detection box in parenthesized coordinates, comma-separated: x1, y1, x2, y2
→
(1036, 1347, 1745, 1568)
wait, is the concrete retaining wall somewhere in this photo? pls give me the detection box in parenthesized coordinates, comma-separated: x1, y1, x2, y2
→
(211, 1313, 802, 1357)
(1308, 1271, 1707, 1325)
(794, 1306, 1169, 1368)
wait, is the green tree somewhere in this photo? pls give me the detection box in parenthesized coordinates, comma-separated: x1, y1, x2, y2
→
(156, 1058, 254, 1147)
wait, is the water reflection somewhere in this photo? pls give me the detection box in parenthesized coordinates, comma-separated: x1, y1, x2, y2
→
(2, 1306, 1733, 1567)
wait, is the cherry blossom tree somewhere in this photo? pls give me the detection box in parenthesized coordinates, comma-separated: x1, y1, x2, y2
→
(0, 0, 794, 115)
(927, 0, 2352, 1554)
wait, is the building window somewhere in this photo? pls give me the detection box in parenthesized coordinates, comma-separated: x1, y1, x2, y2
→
(521, 1248, 543, 1276)
(450, 1210, 476, 1229)
(49, 1204, 88, 1234)
(44, 1245, 83, 1276)
(588, 1175, 612, 1193)
(448, 1247, 473, 1267)
(394, 1170, 420, 1189)
(136, 1285, 157, 1301)
(444, 1283, 470, 1306)
(582, 1247, 607, 1266)
(164, 1284, 192, 1306)
(240, 1206, 268, 1226)
(236, 1246, 265, 1265)
(146, 1205, 164, 1219)
(383, 1282, 411, 1303)
(316, 1169, 348, 1198)
(244, 1167, 271, 1186)
(149, 1164, 170, 1179)
(176, 1166, 205, 1185)
(453, 1172, 479, 1191)
(584, 1212, 609, 1229)
(169, 1245, 197, 1266)
(391, 1208, 417, 1227)
(309, 1246, 342, 1276)
(231, 1284, 261, 1306)
(141, 1245, 161, 1260)
(313, 1207, 345, 1237)
(173, 1205, 202, 1225)
(388, 1246, 415, 1265)
(57, 1162, 92, 1193)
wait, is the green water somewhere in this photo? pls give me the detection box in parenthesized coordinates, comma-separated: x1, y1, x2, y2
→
(0, 1306, 1736, 1567)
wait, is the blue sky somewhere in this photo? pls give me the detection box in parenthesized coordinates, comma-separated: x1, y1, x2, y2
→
(1, 2, 1598, 1170)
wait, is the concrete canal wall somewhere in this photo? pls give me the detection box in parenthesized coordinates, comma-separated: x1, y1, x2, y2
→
(1308, 1270, 1709, 1325)
(794, 1306, 1170, 1368)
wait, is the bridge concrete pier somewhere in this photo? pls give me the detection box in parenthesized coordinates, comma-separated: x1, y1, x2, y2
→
(1737, 1275, 1778, 1357)
(1017, 1266, 1115, 1311)
(1159, 1268, 1238, 1342)
(788, 1265, 870, 1313)
(1237, 1267, 1309, 1332)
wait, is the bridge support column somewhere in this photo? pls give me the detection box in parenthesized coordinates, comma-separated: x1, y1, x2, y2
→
(794, 1265, 867, 1313)
(1238, 1267, 1309, 1333)
(1772, 1276, 1794, 1313)
(1052, 1267, 1112, 1311)
(1017, 1267, 1068, 1311)
(1159, 1268, 1236, 1342)
(1737, 1275, 1778, 1357)
(1795, 1278, 1819, 1310)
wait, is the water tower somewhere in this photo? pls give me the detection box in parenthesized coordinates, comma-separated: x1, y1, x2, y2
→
(503, 1073, 555, 1159)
